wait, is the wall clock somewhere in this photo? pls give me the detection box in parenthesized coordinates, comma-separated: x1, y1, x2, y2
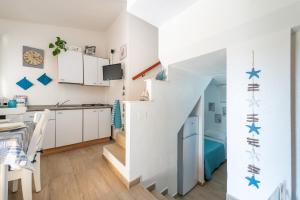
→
(23, 46, 44, 68)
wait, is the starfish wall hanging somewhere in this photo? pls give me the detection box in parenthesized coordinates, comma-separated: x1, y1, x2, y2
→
(244, 50, 262, 190)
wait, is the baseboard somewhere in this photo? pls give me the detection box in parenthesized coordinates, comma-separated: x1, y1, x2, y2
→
(198, 181, 206, 186)
(102, 155, 140, 189)
(43, 137, 111, 155)
(173, 193, 180, 198)
(160, 187, 168, 196)
(146, 182, 156, 192)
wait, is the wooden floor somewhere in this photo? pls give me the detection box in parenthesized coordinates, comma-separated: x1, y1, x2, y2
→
(8, 143, 227, 200)
(177, 163, 227, 200)
(8, 143, 154, 200)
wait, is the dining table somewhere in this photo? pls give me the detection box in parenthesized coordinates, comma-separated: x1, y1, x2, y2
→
(0, 122, 34, 200)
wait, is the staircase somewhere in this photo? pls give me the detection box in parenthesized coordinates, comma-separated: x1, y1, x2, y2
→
(146, 183, 176, 200)
(103, 131, 130, 187)
(103, 66, 212, 195)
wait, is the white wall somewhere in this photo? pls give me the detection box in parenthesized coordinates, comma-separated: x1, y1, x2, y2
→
(204, 81, 226, 139)
(153, 2, 299, 199)
(105, 12, 159, 103)
(105, 11, 128, 104)
(125, 68, 211, 195)
(227, 29, 291, 199)
(159, 1, 300, 66)
(0, 19, 108, 105)
(127, 14, 159, 100)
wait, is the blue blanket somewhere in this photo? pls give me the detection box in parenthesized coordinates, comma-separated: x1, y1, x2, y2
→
(204, 138, 225, 181)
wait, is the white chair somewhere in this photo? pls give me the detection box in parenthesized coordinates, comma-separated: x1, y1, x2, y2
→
(8, 109, 50, 200)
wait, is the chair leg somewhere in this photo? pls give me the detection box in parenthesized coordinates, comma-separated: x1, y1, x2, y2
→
(11, 180, 19, 192)
(21, 169, 32, 200)
(33, 154, 41, 192)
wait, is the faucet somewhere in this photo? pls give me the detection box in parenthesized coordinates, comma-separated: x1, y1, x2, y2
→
(55, 100, 71, 107)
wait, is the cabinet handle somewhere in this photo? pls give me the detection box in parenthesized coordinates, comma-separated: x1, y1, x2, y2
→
(57, 112, 63, 114)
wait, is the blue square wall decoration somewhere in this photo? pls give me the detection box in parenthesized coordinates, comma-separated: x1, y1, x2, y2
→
(16, 77, 33, 90)
(37, 73, 52, 86)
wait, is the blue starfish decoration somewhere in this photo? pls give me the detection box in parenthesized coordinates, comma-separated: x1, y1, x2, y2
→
(246, 175, 260, 189)
(246, 123, 261, 135)
(246, 68, 261, 79)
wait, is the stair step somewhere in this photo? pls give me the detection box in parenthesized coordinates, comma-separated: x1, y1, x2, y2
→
(116, 131, 126, 149)
(129, 184, 158, 200)
(151, 190, 170, 200)
(104, 143, 125, 165)
(165, 194, 176, 200)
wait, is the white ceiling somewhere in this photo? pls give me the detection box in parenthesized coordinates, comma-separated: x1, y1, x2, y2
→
(0, 0, 126, 31)
(127, 0, 199, 27)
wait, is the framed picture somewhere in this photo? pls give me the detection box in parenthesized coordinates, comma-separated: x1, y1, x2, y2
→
(222, 106, 227, 116)
(84, 46, 96, 55)
(215, 114, 222, 123)
(23, 46, 44, 68)
(120, 44, 127, 60)
(208, 102, 215, 112)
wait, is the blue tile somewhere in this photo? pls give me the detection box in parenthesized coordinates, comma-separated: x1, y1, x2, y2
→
(37, 73, 52, 86)
(16, 77, 33, 90)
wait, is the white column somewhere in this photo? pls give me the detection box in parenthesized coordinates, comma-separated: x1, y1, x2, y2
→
(0, 164, 8, 200)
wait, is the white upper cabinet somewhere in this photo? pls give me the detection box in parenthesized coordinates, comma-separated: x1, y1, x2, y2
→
(98, 58, 110, 86)
(83, 55, 98, 86)
(58, 51, 83, 84)
(83, 55, 110, 86)
(58, 52, 109, 86)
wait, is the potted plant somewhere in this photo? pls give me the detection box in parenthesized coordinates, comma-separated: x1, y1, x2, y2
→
(49, 37, 67, 56)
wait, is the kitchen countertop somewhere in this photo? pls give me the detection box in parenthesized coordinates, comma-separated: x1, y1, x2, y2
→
(27, 104, 113, 112)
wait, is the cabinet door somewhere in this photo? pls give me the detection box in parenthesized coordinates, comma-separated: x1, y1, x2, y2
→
(24, 111, 56, 149)
(56, 110, 83, 147)
(23, 112, 35, 122)
(98, 108, 111, 139)
(83, 55, 98, 86)
(98, 58, 110, 86)
(43, 119, 56, 149)
(58, 51, 83, 84)
(83, 109, 99, 141)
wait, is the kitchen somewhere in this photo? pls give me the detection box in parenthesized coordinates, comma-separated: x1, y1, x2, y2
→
(0, 0, 160, 199)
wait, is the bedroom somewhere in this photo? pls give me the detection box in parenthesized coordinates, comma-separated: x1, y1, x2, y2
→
(203, 75, 227, 184)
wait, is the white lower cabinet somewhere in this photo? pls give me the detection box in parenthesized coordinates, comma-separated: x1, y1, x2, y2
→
(43, 119, 56, 149)
(24, 111, 56, 149)
(83, 109, 99, 141)
(25, 108, 110, 148)
(83, 108, 111, 141)
(99, 108, 112, 138)
(56, 110, 83, 147)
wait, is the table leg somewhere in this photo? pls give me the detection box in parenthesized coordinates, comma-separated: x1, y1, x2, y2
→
(0, 164, 8, 200)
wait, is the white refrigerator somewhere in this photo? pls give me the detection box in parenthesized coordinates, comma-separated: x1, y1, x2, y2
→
(178, 116, 199, 195)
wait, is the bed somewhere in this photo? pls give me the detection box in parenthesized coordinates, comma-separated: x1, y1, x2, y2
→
(204, 137, 226, 181)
